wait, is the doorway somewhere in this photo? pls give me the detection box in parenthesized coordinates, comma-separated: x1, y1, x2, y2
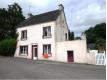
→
(32, 45, 38, 60)
(67, 51, 74, 63)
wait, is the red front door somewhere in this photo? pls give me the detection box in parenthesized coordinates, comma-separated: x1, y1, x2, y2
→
(67, 51, 74, 63)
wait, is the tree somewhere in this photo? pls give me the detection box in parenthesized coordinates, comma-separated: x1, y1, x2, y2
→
(75, 37, 81, 40)
(0, 39, 17, 56)
(95, 39, 106, 51)
(0, 3, 25, 41)
(8, 3, 25, 38)
(84, 23, 106, 51)
(85, 23, 106, 43)
(68, 30, 74, 40)
(0, 8, 9, 40)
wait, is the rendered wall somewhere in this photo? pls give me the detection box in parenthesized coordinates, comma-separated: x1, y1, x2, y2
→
(56, 40, 87, 63)
(14, 21, 56, 61)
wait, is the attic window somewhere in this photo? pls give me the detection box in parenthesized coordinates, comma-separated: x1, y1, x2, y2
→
(43, 26, 51, 38)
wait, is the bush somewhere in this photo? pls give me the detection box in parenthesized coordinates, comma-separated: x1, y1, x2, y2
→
(0, 39, 17, 56)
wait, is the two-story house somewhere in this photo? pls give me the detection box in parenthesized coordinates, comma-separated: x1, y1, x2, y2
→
(15, 4, 87, 63)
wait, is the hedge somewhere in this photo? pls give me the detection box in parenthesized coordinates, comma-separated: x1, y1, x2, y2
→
(0, 39, 17, 56)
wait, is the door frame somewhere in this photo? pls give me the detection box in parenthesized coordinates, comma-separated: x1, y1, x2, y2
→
(32, 43, 38, 60)
(67, 50, 74, 63)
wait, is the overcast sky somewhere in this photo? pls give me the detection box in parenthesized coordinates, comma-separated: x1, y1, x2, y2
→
(0, 0, 106, 36)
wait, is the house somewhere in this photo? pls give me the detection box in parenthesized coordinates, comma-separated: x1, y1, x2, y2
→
(14, 4, 87, 63)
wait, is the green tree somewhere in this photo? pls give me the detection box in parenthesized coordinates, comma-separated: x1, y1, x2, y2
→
(0, 8, 9, 40)
(0, 3, 25, 41)
(85, 23, 106, 43)
(8, 3, 25, 38)
(75, 37, 81, 40)
(95, 39, 106, 51)
(84, 23, 106, 51)
(68, 30, 74, 40)
(0, 39, 17, 56)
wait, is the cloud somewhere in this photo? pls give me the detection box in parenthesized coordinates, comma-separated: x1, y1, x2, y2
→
(0, 0, 106, 36)
(27, 0, 58, 7)
(72, 3, 106, 26)
(66, 0, 106, 36)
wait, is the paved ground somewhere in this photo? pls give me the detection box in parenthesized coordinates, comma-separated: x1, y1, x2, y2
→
(0, 57, 106, 79)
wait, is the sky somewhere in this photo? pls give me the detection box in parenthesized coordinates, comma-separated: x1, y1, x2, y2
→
(0, 0, 106, 36)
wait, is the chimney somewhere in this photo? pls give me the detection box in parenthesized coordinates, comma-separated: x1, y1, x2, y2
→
(28, 13, 33, 18)
(81, 32, 86, 40)
(58, 4, 64, 11)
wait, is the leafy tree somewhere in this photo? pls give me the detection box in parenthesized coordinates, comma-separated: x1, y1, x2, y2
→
(0, 8, 9, 40)
(0, 3, 25, 56)
(0, 39, 17, 56)
(8, 3, 25, 38)
(84, 23, 106, 51)
(85, 23, 106, 43)
(68, 30, 74, 40)
(95, 39, 106, 51)
(74, 37, 81, 40)
(94, 23, 106, 40)
(0, 3, 25, 41)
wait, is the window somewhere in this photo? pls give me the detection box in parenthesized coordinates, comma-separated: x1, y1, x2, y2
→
(43, 44, 51, 55)
(21, 30, 27, 40)
(65, 33, 67, 40)
(20, 46, 28, 54)
(43, 26, 51, 38)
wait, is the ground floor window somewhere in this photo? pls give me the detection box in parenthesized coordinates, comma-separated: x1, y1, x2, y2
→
(20, 46, 28, 54)
(43, 44, 51, 54)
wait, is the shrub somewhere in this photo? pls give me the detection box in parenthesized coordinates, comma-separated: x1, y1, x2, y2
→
(0, 39, 17, 56)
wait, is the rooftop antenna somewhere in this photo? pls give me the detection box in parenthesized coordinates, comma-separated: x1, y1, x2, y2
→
(57, 0, 60, 5)
(28, 5, 33, 18)
(29, 5, 32, 13)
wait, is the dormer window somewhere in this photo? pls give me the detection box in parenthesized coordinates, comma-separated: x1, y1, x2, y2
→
(21, 30, 27, 40)
(43, 26, 51, 38)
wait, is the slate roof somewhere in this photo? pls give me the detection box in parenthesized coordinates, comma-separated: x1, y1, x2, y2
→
(18, 10, 60, 27)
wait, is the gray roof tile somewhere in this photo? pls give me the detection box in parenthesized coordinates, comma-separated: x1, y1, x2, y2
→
(18, 10, 60, 27)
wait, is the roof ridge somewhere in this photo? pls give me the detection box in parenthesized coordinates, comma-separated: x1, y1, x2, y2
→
(33, 9, 60, 17)
(17, 9, 60, 27)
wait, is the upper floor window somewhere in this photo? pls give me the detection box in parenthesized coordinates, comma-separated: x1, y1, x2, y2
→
(43, 26, 51, 38)
(21, 30, 27, 40)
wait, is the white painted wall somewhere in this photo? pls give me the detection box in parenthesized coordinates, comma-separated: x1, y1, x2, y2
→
(15, 21, 56, 61)
(86, 53, 96, 65)
(15, 6, 88, 64)
(56, 40, 87, 63)
(15, 7, 69, 61)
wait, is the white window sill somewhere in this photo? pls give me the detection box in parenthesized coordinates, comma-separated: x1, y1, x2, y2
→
(20, 54, 28, 56)
(43, 36, 52, 39)
(21, 38, 27, 41)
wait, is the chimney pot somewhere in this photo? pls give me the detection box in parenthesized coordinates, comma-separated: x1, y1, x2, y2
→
(58, 4, 64, 10)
